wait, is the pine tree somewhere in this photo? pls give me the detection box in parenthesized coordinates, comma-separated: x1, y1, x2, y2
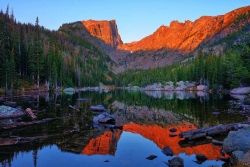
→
(33, 17, 44, 88)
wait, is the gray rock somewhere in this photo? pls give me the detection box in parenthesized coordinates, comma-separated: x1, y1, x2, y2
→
(240, 149, 250, 166)
(187, 82, 196, 87)
(169, 128, 177, 133)
(231, 87, 250, 95)
(207, 165, 220, 167)
(162, 146, 173, 156)
(195, 154, 207, 161)
(165, 157, 184, 167)
(163, 85, 174, 91)
(169, 133, 177, 137)
(212, 139, 223, 145)
(63, 87, 75, 92)
(223, 129, 250, 154)
(206, 136, 212, 140)
(197, 85, 207, 91)
(231, 150, 244, 163)
(0, 105, 25, 119)
(166, 81, 174, 87)
(146, 155, 157, 160)
(175, 85, 187, 91)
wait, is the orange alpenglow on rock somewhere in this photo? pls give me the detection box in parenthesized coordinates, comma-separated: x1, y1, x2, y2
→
(81, 20, 123, 48)
(81, 122, 225, 160)
(117, 6, 250, 52)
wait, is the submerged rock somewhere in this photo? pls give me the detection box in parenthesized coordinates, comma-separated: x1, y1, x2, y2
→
(162, 146, 173, 156)
(195, 154, 207, 161)
(146, 155, 157, 160)
(0, 105, 26, 119)
(169, 133, 177, 137)
(165, 157, 184, 167)
(169, 128, 177, 132)
(207, 165, 220, 167)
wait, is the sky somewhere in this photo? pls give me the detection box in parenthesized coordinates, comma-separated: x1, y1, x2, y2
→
(1, 0, 250, 43)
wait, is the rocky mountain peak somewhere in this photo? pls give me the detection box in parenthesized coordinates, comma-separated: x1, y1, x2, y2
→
(81, 19, 123, 48)
(118, 5, 250, 53)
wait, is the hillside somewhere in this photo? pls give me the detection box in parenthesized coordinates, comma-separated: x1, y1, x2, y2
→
(0, 8, 116, 90)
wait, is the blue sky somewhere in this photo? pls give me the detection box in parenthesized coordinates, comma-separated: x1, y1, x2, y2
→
(1, 0, 249, 43)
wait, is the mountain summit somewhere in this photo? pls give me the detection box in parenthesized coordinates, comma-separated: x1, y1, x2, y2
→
(82, 20, 123, 48)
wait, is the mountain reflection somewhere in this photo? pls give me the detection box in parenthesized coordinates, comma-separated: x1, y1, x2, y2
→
(82, 129, 122, 155)
(81, 102, 224, 160)
(81, 122, 223, 160)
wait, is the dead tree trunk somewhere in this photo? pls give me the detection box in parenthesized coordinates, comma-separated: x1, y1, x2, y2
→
(179, 122, 250, 140)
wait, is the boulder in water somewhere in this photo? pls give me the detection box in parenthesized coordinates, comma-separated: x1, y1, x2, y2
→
(0, 105, 26, 119)
(165, 157, 184, 167)
(162, 146, 173, 156)
(231, 87, 250, 95)
(223, 129, 250, 154)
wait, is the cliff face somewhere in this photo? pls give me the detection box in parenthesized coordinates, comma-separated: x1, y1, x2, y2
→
(118, 6, 250, 53)
(82, 20, 123, 48)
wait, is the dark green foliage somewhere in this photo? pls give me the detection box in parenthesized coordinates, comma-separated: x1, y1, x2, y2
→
(0, 7, 116, 90)
(116, 49, 250, 89)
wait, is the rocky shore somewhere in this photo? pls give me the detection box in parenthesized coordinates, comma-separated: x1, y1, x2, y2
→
(223, 128, 250, 166)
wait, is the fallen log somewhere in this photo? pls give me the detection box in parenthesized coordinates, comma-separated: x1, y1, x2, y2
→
(179, 122, 250, 140)
(0, 115, 75, 132)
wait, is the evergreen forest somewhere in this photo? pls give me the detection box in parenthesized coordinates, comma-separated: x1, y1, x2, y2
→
(0, 6, 115, 91)
(0, 6, 250, 91)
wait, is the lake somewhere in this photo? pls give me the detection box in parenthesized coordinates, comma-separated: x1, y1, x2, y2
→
(0, 90, 247, 167)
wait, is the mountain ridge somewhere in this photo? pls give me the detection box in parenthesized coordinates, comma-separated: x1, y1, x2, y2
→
(61, 5, 250, 71)
(118, 5, 250, 52)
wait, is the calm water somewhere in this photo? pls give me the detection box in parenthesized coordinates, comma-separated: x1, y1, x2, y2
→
(0, 90, 246, 167)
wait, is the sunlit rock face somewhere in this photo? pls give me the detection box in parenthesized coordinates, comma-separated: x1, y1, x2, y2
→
(82, 20, 123, 48)
(118, 6, 250, 52)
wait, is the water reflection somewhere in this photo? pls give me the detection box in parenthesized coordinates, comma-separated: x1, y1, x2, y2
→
(0, 90, 246, 167)
(81, 122, 224, 161)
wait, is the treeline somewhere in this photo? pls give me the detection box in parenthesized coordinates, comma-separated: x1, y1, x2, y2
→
(116, 50, 250, 89)
(0, 6, 115, 91)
